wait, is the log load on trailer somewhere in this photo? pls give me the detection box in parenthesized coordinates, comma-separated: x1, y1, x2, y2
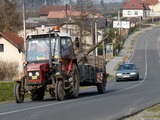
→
(14, 26, 108, 103)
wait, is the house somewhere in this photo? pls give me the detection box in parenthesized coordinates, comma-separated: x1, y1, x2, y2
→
(148, 0, 160, 17)
(0, 32, 24, 79)
(39, 5, 71, 18)
(25, 5, 106, 50)
(122, 0, 159, 18)
(47, 11, 105, 47)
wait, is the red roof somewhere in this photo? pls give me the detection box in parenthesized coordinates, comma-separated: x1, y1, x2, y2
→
(123, 0, 158, 10)
(40, 5, 71, 16)
(48, 11, 105, 19)
(0, 32, 24, 49)
(48, 11, 66, 19)
(141, 0, 158, 5)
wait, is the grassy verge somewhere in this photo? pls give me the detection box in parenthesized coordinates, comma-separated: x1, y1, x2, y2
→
(0, 81, 15, 102)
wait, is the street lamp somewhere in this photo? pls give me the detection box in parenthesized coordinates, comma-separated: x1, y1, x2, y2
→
(112, 31, 117, 57)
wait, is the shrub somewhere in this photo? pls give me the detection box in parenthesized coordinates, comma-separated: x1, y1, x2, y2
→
(0, 60, 18, 81)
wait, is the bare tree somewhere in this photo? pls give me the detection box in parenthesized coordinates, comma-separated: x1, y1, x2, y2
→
(69, 0, 96, 48)
(0, 0, 21, 32)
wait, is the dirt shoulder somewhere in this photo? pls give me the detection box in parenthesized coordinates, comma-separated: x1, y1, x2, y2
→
(123, 104, 160, 120)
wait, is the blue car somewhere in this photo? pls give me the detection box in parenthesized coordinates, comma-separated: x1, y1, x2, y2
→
(116, 63, 139, 82)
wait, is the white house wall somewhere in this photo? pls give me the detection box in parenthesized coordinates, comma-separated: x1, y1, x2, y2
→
(0, 37, 24, 79)
(123, 9, 144, 17)
(149, 3, 160, 16)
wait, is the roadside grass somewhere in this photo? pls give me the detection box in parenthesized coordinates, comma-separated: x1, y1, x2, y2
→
(0, 81, 31, 103)
(144, 104, 160, 119)
(148, 104, 160, 112)
(0, 81, 15, 102)
(137, 104, 160, 119)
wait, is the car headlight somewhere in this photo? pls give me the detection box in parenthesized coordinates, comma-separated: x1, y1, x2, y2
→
(28, 72, 33, 77)
(130, 72, 136, 75)
(116, 73, 122, 76)
(35, 72, 39, 76)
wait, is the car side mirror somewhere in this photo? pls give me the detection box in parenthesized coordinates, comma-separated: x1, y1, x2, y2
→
(75, 37, 80, 48)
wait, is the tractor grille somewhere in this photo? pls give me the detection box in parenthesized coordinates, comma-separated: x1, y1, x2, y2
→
(28, 71, 40, 80)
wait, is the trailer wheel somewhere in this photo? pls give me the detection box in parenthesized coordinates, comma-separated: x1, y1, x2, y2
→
(66, 64, 80, 98)
(97, 74, 106, 94)
(14, 83, 24, 103)
(55, 80, 64, 101)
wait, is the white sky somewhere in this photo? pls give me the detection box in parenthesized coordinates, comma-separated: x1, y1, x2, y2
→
(104, 0, 123, 3)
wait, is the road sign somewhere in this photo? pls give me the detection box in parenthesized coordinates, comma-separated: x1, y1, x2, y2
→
(113, 21, 130, 29)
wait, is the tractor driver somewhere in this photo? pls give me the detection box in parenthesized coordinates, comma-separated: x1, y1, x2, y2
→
(28, 43, 40, 60)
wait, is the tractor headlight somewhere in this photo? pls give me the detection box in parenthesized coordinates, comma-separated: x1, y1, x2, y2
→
(35, 72, 39, 76)
(28, 72, 33, 77)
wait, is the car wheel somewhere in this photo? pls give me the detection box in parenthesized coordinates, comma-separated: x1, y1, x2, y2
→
(137, 74, 139, 80)
(116, 79, 120, 82)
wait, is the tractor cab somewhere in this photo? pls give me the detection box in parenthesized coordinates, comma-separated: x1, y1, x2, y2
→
(26, 34, 60, 63)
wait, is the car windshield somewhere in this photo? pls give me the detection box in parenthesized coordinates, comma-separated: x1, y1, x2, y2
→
(117, 64, 136, 70)
(26, 37, 59, 61)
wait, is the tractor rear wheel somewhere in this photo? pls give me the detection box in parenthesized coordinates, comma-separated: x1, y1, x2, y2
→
(65, 64, 80, 98)
(14, 83, 24, 103)
(55, 80, 64, 101)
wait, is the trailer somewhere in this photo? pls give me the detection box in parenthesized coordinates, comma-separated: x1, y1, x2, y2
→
(14, 26, 108, 103)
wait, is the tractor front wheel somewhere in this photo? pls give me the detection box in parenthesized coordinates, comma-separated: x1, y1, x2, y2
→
(14, 83, 24, 103)
(55, 80, 64, 101)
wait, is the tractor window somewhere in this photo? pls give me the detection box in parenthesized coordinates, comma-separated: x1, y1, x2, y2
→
(66, 38, 75, 57)
(26, 37, 59, 61)
(61, 38, 69, 58)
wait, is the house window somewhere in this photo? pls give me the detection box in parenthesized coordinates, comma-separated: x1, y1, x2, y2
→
(135, 11, 138, 15)
(0, 44, 4, 52)
(128, 11, 131, 15)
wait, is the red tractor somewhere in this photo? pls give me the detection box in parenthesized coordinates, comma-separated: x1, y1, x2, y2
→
(14, 27, 108, 103)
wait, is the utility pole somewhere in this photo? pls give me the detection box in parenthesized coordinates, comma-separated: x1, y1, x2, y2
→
(152, 4, 154, 23)
(95, 19, 98, 56)
(118, 9, 122, 48)
(66, 4, 68, 33)
(91, 21, 94, 55)
(23, 0, 26, 51)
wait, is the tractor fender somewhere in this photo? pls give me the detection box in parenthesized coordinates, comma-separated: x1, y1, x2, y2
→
(15, 76, 26, 85)
(67, 59, 79, 75)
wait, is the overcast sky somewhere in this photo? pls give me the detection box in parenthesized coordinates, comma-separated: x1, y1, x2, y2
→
(104, 0, 123, 3)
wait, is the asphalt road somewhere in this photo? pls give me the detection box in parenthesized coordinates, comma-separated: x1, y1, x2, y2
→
(1, 27, 160, 120)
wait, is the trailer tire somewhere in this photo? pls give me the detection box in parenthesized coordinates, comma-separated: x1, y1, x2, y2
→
(66, 64, 80, 98)
(14, 83, 24, 103)
(97, 74, 106, 94)
(55, 80, 64, 101)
